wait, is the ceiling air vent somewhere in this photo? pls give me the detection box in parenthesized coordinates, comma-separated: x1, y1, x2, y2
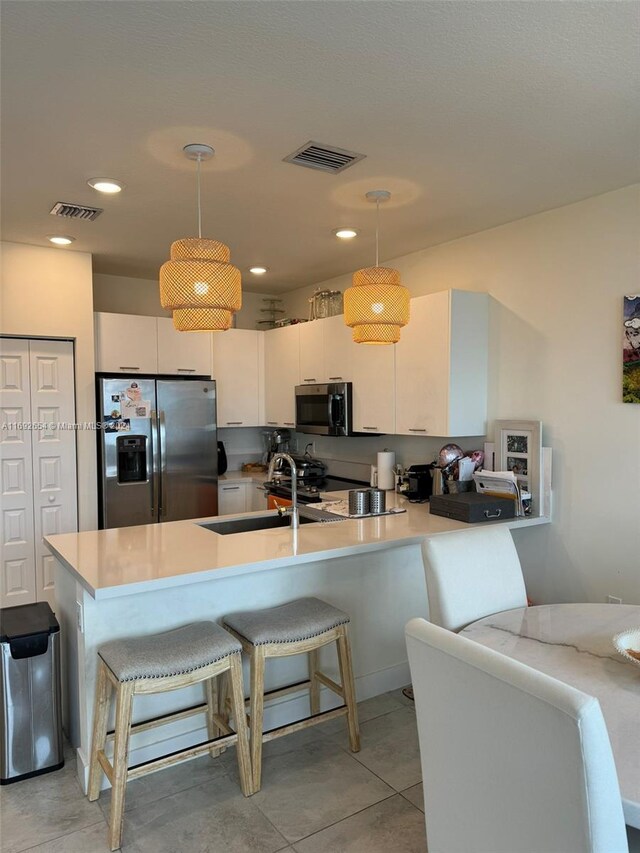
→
(49, 201, 103, 221)
(283, 141, 366, 174)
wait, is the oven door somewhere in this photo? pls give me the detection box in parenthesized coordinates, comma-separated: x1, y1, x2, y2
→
(295, 383, 350, 435)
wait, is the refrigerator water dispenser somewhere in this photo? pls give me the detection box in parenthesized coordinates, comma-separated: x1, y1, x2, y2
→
(117, 435, 147, 483)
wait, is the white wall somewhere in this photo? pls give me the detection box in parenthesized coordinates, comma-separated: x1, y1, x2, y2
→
(93, 273, 279, 330)
(1, 242, 98, 531)
(283, 186, 640, 606)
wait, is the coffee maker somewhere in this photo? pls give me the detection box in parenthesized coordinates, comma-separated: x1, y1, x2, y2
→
(401, 464, 434, 502)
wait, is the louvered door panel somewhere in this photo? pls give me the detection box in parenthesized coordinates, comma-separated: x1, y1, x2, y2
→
(0, 339, 36, 607)
(30, 340, 77, 606)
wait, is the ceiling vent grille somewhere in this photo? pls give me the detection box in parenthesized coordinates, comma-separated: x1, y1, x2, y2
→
(49, 201, 103, 221)
(283, 141, 366, 174)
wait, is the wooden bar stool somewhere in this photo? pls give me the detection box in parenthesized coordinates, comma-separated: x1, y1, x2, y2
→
(87, 621, 253, 851)
(223, 597, 360, 791)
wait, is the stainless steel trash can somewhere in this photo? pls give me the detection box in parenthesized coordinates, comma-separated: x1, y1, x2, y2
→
(0, 602, 64, 783)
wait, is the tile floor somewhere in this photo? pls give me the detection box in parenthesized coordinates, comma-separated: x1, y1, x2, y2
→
(0, 689, 427, 853)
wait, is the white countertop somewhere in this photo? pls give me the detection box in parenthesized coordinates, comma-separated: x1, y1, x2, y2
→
(46, 491, 549, 600)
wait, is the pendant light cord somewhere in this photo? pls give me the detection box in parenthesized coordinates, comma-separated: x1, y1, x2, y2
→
(375, 198, 380, 267)
(196, 154, 202, 239)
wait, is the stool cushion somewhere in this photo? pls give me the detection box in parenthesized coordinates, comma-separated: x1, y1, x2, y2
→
(99, 621, 241, 682)
(223, 597, 350, 646)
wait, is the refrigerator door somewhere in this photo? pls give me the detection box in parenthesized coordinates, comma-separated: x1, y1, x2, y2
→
(156, 379, 217, 522)
(98, 377, 158, 528)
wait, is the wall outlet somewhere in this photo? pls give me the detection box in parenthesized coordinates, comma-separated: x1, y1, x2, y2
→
(76, 600, 84, 632)
(607, 595, 622, 604)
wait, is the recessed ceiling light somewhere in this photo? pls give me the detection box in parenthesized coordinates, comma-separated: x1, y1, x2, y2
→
(47, 235, 75, 245)
(333, 228, 358, 240)
(87, 178, 124, 194)
(249, 266, 268, 275)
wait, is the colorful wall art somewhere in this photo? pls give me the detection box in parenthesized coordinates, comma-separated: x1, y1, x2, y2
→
(623, 295, 640, 403)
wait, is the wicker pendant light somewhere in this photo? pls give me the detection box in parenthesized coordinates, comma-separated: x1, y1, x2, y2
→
(344, 190, 409, 344)
(159, 144, 241, 332)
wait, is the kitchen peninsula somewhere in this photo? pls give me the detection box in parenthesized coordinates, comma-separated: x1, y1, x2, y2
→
(46, 493, 548, 792)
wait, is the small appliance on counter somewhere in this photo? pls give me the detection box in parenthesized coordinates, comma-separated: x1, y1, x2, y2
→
(217, 441, 228, 476)
(398, 464, 435, 502)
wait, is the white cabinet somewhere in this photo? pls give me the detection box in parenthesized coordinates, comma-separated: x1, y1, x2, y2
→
(218, 482, 248, 515)
(298, 321, 325, 384)
(0, 337, 78, 608)
(249, 481, 268, 511)
(212, 329, 263, 427)
(157, 317, 212, 376)
(323, 315, 353, 383)
(95, 312, 158, 374)
(350, 339, 395, 434)
(95, 313, 212, 376)
(298, 317, 352, 384)
(264, 325, 300, 428)
(395, 290, 488, 437)
(217, 479, 267, 515)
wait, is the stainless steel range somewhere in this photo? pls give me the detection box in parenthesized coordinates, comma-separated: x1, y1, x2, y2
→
(264, 454, 369, 503)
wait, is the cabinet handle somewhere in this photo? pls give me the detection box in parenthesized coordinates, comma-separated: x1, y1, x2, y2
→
(284, 422, 295, 427)
(303, 378, 316, 382)
(409, 428, 427, 433)
(222, 486, 240, 491)
(267, 421, 277, 425)
(226, 421, 243, 425)
(177, 368, 196, 373)
(362, 426, 378, 430)
(328, 376, 343, 381)
(119, 366, 140, 370)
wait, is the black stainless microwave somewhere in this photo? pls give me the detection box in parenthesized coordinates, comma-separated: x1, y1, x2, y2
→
(295, 382, 353, 436)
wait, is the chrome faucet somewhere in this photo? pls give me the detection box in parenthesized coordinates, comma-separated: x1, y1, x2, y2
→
(267, 452, 299, 530)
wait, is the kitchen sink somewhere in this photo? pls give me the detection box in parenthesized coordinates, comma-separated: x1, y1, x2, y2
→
(199, 511, 315, 535)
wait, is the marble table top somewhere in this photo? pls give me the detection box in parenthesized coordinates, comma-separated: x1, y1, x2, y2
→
(461, 603, 640, 829)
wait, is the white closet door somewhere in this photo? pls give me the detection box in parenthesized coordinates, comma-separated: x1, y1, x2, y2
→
(29, 340, 77, 606)
(0, 338, 37, 607)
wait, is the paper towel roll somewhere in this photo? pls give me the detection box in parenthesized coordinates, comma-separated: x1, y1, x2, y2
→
(377, 450, 396, 491)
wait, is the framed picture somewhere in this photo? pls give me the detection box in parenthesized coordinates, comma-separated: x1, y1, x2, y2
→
(623, 295, 640, 403)
(495, 419, 542, 515)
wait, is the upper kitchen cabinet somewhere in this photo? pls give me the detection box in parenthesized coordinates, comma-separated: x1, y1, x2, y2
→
(156, 317, 212, 376)
(264, 324, 300, 428)
(212, 329, 263, 427)
(95, 312, 159, 374)
(350, 338, 395, 434)
(94, 313, 212, 375)
(395, 290, 489, 436)
(298, 316, 353, 384)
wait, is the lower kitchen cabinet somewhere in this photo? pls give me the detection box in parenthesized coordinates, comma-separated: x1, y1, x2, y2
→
(212, 329, 263, 427)
(218, 479, 267, 515)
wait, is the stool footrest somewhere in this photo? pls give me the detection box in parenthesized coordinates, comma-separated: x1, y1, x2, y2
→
(262, 705, 348, 744)
(127, 732, 238, 781)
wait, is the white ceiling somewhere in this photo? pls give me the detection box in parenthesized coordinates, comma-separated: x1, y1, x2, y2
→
(2, 1, 638, 294)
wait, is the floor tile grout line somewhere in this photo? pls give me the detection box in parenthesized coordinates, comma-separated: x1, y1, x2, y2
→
(10, 817, 108, 853)
(287, 790, 425, 848)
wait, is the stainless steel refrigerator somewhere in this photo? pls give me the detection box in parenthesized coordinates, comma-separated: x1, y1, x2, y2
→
(97, 375, 217, 529)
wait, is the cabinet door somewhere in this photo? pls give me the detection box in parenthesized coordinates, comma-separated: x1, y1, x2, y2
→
(350, 340, 395, 434)
(264, 325, 300, 428)
(323, 316, 354, 383)
(212, 329, 262, 427)
(298, 321, 325, 384)
(395, 292, 449, 436)
(0, 338, 36, 607)
(29, 340, 78, 606)
(218, 482, 248, 515)
(95, 312, 158, 374)
(157, 318, 212, 377)
(249, 482, 268, 512)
